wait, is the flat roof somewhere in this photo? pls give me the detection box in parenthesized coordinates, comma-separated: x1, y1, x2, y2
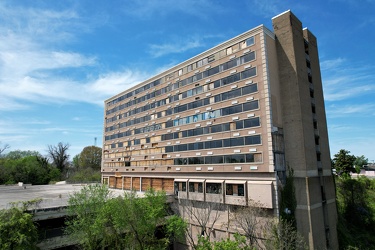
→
(0, 184, 155, 210)
(0, 184, 85, 210)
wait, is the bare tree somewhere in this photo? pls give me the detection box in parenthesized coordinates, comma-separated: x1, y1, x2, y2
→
(47, 142, 70, 174)
(0, 142, 10, 156)
(231, 200, 269, 249)
(173, 195, 226, 249)
(263, 218, 308, 250)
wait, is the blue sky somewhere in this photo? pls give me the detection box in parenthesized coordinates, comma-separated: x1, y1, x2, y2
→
(0, 0, 374, 162)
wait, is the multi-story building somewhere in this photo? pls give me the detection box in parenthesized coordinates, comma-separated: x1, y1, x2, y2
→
(102, 10, 338, 249)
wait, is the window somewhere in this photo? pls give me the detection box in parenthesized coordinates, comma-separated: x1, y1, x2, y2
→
(242, 83, 258, 95)
(205, 156, 223, 164)
(236, 121, 244, 129)
(243, 100, 259, 111)
(241, 67, 256, 79)
(245, 135, 261, 145)
(181, 182, 186, 191)
(242, 51, 255, 63)
(198, 183, 203, 193)
(228, 104, 242, 114)
(230, 137, 244, 146)
(166, 120, 173, 128)
(206, 183, 222, 194)
(189, 182, 203, 193)
(226, 184, 245, 196)
(189, 182, 195, 192)
(246, 154, 254, 162)
(246, 36, 255, 46)
(244, 117, 260, 128)
(225, 154, 245, 163)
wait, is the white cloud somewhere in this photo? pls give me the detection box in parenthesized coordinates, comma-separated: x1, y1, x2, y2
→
(321, 57, 375, 101)
(0, 2, 152, 111)
(148, 38, 203, 58)
(327, 103, 375, 118)
(121, 0, 223, 19)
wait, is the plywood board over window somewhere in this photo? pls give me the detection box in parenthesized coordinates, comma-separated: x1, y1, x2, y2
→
(163, 179, 174, 193)
(115, 177, 122, 189)
(124, 177, 131, 190)
(132, 177, 140, 191)
(142, 177, 151, 191)
(109, 176, 116, 188)
(153, 178, 163, 191)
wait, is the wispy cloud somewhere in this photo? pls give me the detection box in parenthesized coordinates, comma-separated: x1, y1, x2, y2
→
(148, 38, 203, 58)
(327, 103, 375, 118)
(321, 57, 375, 101)
(121, 0, 224, 19)
(0, 2, 152, 111)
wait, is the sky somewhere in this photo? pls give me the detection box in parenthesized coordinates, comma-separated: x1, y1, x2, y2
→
(0, 0, 374, 162)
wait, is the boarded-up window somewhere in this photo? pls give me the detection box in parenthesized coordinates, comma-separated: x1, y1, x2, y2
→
(132, 177, 140, 191)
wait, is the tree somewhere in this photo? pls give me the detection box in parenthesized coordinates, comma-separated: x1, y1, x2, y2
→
(0, 154, 60, 185)
(0, 202, 39, 249)
(264, 219, 307, 250)
(72, 154, 80, 170)
(335, 176, 375, 249)
(231, 200, 268, 248)
(354, 155, 368, 170)
(78, 146, 102, 170)
(65, 184, 111, 250)
(333, 149, 356, 175)
(173, 196, 225, 249)
(47, 142, 70, 174)
(109, 189, 175, 249)
(5, 150, 40, 160)
(65, 185, 184, 249)
(0, 142, 10, 157)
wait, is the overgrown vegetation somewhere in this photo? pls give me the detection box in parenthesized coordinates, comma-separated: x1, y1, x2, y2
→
(67, 146, 102, 183)
(0, 143, 102, 184)
(65, 184, 186, 249)
(0, 199, 41, 249)
(336, 176, 375, 249)
(0, 152, 61, 185)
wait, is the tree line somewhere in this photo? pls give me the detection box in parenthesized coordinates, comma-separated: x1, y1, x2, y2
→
(1, 142, 374, 249)
(0, 141, 102, 185)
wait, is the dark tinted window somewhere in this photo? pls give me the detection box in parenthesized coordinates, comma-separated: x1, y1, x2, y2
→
(243, 100, 258, 111)
(245, 135, 261, 145)
(244, 117, 260, 128)
(242, 84, 258, 95)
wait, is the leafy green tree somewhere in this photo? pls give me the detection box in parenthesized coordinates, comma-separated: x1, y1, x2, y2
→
(0, 154, 60, 185)
(109, 189, 172, 249)
(5, 150, 40, 160)
(333, 149, 356, 175)
(65, 185, 185, 249)
(354, 155, 368, 172)
(65, 184, 111, 250)
(196, 234, 253, 250)
(78, 146, 102, 170)
(0, 204, 38, 249)
(72, 154, 81, 170)
(336, 176, 375, 249)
